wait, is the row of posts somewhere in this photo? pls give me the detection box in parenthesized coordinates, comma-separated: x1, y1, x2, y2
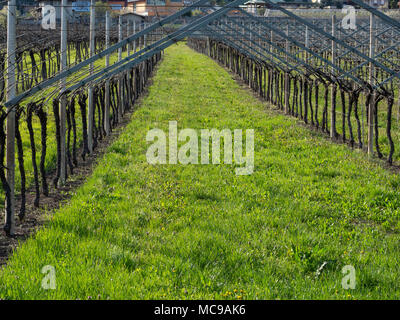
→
(215, 14, 378, 157)
(280, 15, 376, 154)
(233, 14, 376, 155)
(4, 0, 149, 235)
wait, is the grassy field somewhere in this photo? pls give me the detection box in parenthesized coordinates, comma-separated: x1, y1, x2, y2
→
(0, 42, 400, 299)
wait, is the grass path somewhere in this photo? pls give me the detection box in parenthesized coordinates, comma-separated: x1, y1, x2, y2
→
(1, 43, 400, 299)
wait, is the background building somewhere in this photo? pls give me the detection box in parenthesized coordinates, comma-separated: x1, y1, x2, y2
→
(108, 0, 184, 17)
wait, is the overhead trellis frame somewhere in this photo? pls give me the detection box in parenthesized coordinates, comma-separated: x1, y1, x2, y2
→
(189, 1, 398, 164)
(2, 0, 400, 235)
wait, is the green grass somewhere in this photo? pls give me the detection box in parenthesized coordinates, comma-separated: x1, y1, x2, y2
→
(1, 42, 400, 299)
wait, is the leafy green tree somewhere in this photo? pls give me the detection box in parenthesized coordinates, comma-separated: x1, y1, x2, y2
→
(95, 1, 112, 17)
(335, 1, 343, 9)
(389, 0, 399, 8)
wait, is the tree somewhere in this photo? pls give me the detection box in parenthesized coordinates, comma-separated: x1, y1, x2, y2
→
(95, 1, 112, 17)
(17, 0, 35, 14)
(335, 0, 343, 8)
(0, 6, 21, 27)
(320, 0, 333, 7)
(209, 0, 228, 6)
(78, 1, 111, 18)
(389, 0, 398, 8)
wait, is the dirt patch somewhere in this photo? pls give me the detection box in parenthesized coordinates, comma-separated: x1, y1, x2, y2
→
(0, 64, 160, 268)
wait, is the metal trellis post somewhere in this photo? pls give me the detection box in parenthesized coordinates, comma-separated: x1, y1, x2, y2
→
(5, 0, 17, 235)
(368, 13, 375, 156)
(59, 0, 68, 184)
(118, 15, 123, 121)
(330, 14, 336, 139)
(88, 0, 95, 153)
(105, 11, 110, 135)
